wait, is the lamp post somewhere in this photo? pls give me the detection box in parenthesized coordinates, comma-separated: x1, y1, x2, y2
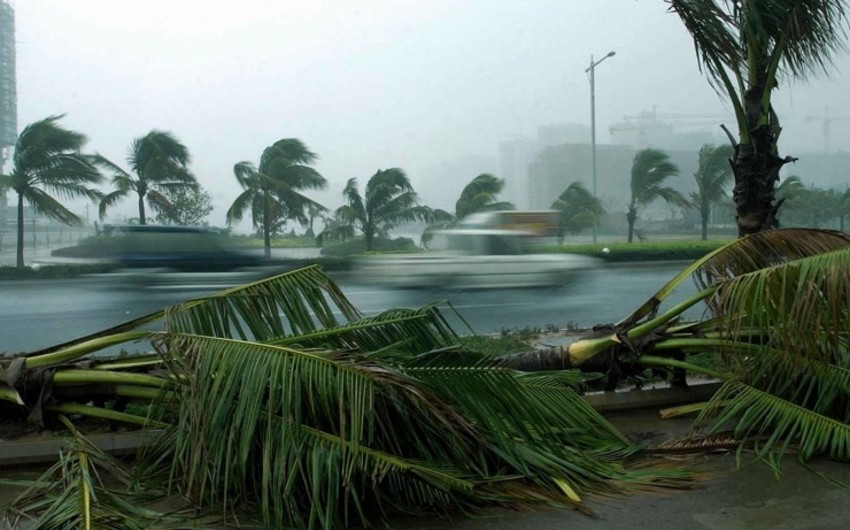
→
(585, 51, 615, 244)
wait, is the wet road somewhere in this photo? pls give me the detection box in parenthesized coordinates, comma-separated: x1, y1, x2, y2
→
(0, 262, 700, 353)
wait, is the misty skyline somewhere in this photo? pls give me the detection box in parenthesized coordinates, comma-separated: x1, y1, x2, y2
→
(10, 0, 850, 229)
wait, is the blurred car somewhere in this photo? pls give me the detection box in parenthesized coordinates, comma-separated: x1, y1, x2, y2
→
(356, 211, 601, 289)
(95, 225, 280, 289)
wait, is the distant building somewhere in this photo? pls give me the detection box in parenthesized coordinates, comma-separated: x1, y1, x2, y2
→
(0, 0, 17, 229)
(527, 143, 706, 235)
(498, 123, 591, 209)
(418, 153, 498, 212)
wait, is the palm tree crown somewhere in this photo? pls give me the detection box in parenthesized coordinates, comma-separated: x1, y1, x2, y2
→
(689, 144, 733, 240)
(0, 115, 104, 267)
(422, 174, 514, 247)
(98, 130, 196, 225)
(667, 0, 850, 235)
(627, 148, 686, 243)
(226, 138, 327, 258)
(550, 181, 605, 244)
(326, 168, 428, 251)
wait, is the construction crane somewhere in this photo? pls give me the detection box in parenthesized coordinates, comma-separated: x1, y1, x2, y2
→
(805, 107, 850, 154)
(609, 108, 728, 149)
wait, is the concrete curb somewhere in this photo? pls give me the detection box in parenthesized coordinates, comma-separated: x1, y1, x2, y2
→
(0, 384, 722, 468)
(0, 430, 161, 467)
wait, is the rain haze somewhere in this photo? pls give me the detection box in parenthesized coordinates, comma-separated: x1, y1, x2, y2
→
(10, 0, 850, 230)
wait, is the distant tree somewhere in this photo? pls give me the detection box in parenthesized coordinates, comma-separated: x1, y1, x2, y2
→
(153, 184, 214, 226)
(98, 130, 196, 225)
(0, 115, 104, 267)
(839, 188, 850, 231)
(421, 174, 514, 247)
(688, 144, 734, 240)
(226, 139, 327, 258)
(626, 148, 687, 243)
(322, 168, 429, 251)
(550, 181, 605, 244)
(668, 0, 850, 236)
(304, 203, 324, 238)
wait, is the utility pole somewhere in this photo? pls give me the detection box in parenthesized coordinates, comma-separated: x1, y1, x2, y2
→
(585, 51, 616, 244)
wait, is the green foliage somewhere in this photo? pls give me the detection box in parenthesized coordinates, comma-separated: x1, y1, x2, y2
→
(319, 236, 421, 257)
(152, 184, 214, 226)
(0, 115, 105, 267)
(98, 130, 196, 226)
(226, 138, 327, 258)
(550, 181, 605, 241)
(322, 168, 429, 251)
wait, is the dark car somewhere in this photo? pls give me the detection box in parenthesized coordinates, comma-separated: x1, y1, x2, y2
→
(102, 225, 265, 272)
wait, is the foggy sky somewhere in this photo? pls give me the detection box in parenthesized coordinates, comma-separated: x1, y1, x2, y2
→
(12, 0, 850, 229)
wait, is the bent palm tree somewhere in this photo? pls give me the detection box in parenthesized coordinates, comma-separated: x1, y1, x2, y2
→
(324, 168, 429, 251)
(0, 115, 104, 267)
(226, 138, 327, 258)
(626, 148, 687, 243)
(689, 144, 733, 240)
(98, 130, 196, 225)
(422, 173, 514, 247)
(550, 181, 605, 244)
(668, 0, 850, 236)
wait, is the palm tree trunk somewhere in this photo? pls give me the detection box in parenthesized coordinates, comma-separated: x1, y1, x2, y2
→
(700, 206, 709, 241)
(626, 209, 637, 243)
(263, 195, 271, 259)
(365, 226, 374, 252)
(16, 193, 25, 268)
(732, 99, 795, 237)
(138, 193, 147, 225)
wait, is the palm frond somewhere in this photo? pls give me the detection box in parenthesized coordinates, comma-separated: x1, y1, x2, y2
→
(163, 264, 362, 341)
(694, 381, 850, 463)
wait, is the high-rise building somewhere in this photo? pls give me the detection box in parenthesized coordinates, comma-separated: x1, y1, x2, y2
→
(0, 0, 16, 223)
(0, 0, 15, 149)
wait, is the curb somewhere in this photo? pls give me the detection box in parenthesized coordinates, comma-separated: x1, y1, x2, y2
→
(0, 384, 721, 468)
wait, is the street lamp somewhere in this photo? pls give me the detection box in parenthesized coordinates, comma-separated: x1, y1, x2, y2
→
(585, 50, 615, 244)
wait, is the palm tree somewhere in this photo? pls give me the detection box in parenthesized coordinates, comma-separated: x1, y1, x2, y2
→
(550, 181, 605, 244)
(689, 144, 733, 240)
(226, 138, 327, 258)
(98, 130, 196, 225)
(626, 148, 687, 243)
(454, 173, 515, 219)
(324, 168, 429, 251)
(422, 173, 514, 247)
(0, 115, 104, 267)
(667, 0, 850, 236)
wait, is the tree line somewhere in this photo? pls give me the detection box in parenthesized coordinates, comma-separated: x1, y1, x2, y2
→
(1, 114, 847, 267)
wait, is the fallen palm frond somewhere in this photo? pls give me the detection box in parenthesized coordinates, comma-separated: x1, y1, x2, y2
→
(3, 416, 210, 530)
(153, 331, 690, 529)
(500, 228, 850, 469)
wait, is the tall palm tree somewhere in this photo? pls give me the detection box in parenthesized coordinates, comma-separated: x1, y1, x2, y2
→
(550, 181, 605, 244)
(626, 148, 687, 243)
(226, 138, 327, 258)
(98, 130, 196, 225)
(324, 168, 428, 251)
(689, 144, 733, 240)
(0, 115, 104, 267)
(422, 173, 514, 247)
(667, 0, 850, 236)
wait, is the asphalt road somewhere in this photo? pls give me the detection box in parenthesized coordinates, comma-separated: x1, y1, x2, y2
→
(0, 262, 699, 353)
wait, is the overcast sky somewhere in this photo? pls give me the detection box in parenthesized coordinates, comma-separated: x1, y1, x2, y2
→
(11, 0, 850, 229)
